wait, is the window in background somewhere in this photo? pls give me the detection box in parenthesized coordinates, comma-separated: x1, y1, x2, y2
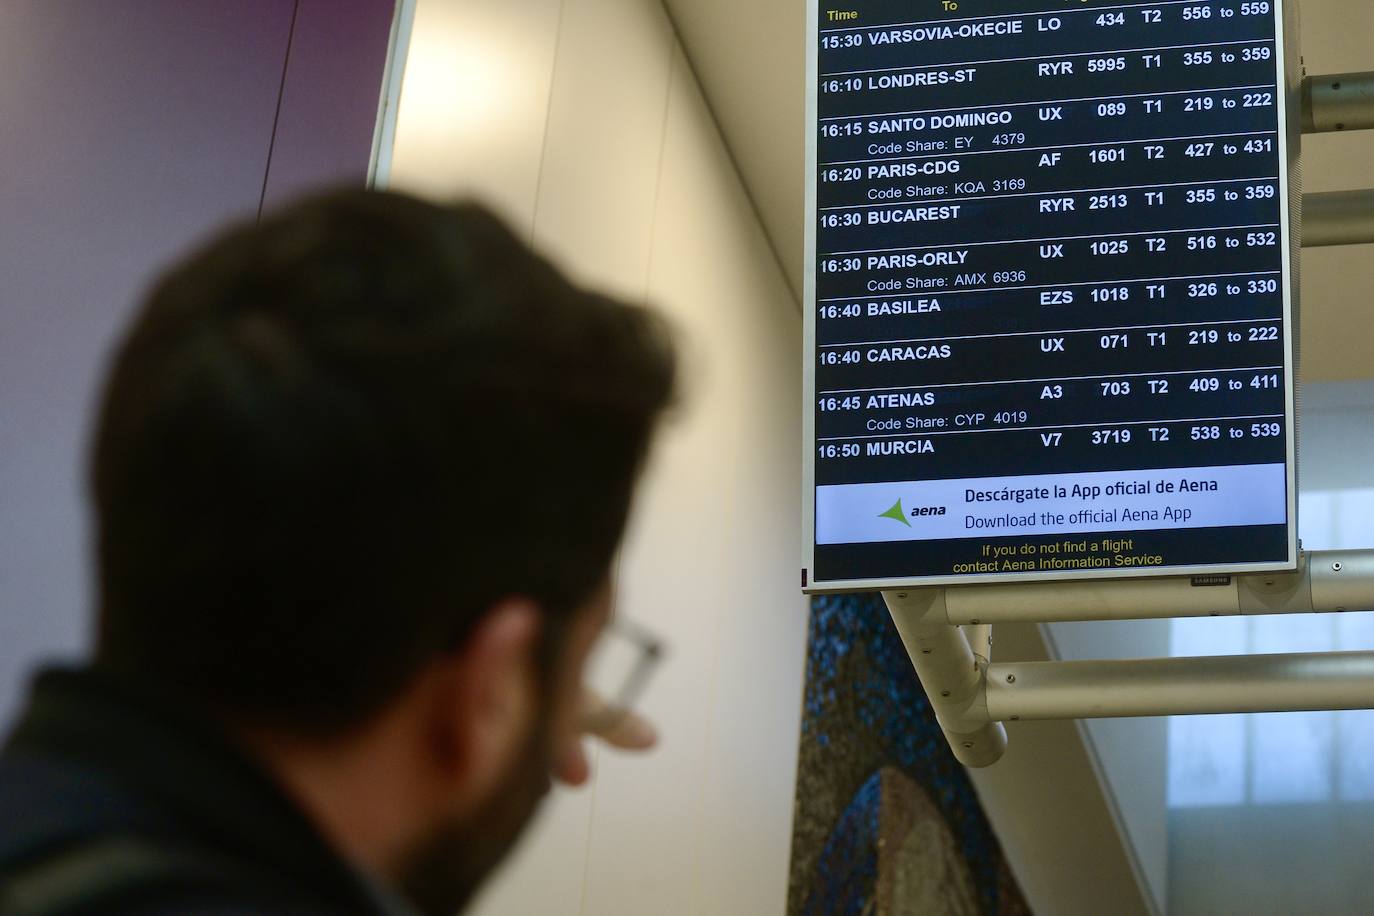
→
(1167, 488, 1374, 808)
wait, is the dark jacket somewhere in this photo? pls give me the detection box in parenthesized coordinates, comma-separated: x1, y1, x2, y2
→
(0, 667, 408, 915)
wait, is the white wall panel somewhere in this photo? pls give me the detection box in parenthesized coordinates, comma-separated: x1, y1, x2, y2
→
(387, 0, 562, 237)
(582, 42, 806, 915)
(680, 115, 806, 916)
(466, 3, 677, 914)
(391, 4, 806, 913)
(661, 0, 806, 303)
(636, 44, 806, 916)
(580, 60, 741, 912)
(531, 0, 674, 300)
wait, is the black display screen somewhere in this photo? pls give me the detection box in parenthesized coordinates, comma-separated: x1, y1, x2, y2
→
(805, 0, 1298, 589)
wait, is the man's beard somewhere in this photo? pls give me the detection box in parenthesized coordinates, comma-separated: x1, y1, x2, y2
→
(394, 724, 554, 915)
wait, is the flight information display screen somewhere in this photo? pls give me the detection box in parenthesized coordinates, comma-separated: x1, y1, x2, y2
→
(804, 0, 1299, 590)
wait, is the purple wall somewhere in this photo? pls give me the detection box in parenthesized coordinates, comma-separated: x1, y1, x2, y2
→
(263, 0, 397, 210)
(0, 0, 395, 726)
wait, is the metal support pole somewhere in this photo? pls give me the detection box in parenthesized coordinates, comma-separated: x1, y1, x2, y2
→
(986, 652, 1374, 721)
(963, 622, 992, 667)
(1303, 190, 1374, 247)
(1302, 73, 1374, 133)
(883, 590, 1006, 768)
(878, 67, 1374, 763)
(1296, 72, 1374, 247)
(930, 549, 1374, 625)
(885, 555, 1374, 763)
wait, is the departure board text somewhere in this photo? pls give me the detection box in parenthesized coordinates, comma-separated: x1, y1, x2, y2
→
(806, 0, 1298, 587)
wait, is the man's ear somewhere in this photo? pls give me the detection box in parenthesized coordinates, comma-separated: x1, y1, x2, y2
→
(429, 599, 541, 804)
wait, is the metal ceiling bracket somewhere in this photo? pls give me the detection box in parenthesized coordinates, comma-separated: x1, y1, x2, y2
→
(883, 550, 1374, 768)
(986, 651, 1374, 721)
(1303, 190, 1374, 247)
(930, 549, 1374, 625)
(1302, 72, 1374, 133)
(883, 589, 1006, 768)
(1296, 72, 1374, 247)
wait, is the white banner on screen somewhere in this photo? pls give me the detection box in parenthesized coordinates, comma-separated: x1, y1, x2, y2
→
(815, 463, 1287, 546)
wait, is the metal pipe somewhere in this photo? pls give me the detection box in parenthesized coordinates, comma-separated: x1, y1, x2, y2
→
(963, 622, 992, 667)
(934, 550, 1374, 625)
(943, 570, 1246, 624)
(986, 652, 1374, 721)
(1310, 549, 1374, 611)
(1302, 73, 1374, 133)
(883, 590, 1007, 767)
(1303, 190, 1374, 247)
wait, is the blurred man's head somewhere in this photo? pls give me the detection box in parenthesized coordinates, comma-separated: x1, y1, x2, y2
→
(88, 189, 676, 912)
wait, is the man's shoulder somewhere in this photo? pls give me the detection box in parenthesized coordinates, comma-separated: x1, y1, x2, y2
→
(0, 747, 157, 865)
(0, 668, 397, 915)
(0, 835, 334, 915)
(0, 751, 344, 915)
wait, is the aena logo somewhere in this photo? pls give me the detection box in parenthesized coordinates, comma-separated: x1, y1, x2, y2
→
(879, 498, 948, 526)
(879, 499, 912, 527)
